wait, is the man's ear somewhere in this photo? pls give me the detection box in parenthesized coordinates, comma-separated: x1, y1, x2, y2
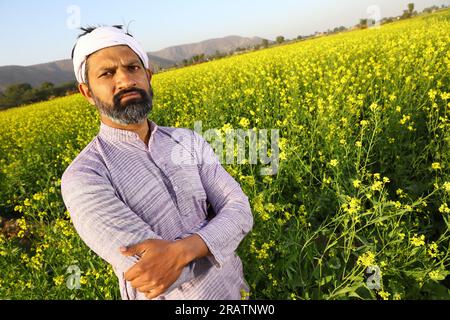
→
(78, 83, 96, 106)
(146, 68, 153, 83)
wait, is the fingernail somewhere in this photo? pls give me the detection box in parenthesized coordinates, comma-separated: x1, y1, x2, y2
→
(120, 246, 127, 252)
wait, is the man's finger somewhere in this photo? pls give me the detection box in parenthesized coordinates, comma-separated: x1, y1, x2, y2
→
(132, 276, 157, 290)
(136, 283, 158, 294)
(124, 263, 145, 282)
(145, 286, 165, 300)
(119, 242, 146, 257)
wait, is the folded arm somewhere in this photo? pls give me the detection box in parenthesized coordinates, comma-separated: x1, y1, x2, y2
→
(192, 131, 254, 268)
(61, 165, 196, 299)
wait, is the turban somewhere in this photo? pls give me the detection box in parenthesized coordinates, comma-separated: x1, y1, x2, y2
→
(72, 26, 149, 84)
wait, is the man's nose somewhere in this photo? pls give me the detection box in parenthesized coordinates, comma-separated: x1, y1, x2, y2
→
(115, 68, 136, 91)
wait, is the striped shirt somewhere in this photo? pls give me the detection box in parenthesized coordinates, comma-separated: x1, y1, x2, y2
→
(60, 119, 254, 300)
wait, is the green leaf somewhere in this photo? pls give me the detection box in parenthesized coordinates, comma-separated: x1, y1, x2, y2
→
(319, 275, 334, 286)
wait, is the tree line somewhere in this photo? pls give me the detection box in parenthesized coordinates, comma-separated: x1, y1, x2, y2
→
(358, 3, 445, 29)
(0, 81, 78, 110)
(1, 3, 447, 110)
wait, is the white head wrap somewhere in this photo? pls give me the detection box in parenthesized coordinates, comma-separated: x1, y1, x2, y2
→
(72, 26, 149, 84)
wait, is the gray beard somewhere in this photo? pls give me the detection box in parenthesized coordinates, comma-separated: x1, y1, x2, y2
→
(92, 87, 153, 125)
(96, 101, 152, 125)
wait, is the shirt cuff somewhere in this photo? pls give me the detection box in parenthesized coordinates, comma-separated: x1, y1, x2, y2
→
(194, 229, 225, 269)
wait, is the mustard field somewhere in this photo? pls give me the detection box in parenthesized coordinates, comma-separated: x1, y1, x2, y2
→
(0, 10, 449, 299)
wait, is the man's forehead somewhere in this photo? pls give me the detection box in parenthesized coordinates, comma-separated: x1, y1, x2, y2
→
(88, 45, 142, 68)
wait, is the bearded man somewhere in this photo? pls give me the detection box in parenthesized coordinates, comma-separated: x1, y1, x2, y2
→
(60, 25, 253, 300)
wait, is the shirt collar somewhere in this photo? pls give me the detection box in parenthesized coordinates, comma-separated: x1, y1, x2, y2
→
(98, 119, 159, 148)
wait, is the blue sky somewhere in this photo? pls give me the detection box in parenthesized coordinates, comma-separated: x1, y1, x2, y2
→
(0, 0, 448, 66)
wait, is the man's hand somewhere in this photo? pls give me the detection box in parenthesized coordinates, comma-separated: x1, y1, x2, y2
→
(120, 235, 210, 299)
(121, 239, 185, 299)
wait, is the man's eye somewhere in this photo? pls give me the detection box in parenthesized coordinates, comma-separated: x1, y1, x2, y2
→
(100, 71, 113, 78)
(129, 66, 140, 71)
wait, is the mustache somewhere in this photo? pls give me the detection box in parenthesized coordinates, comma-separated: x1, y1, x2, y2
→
(113, 87, 150, 106)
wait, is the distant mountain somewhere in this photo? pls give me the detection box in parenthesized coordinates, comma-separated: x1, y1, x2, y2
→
(0, 54, 175, 92)
(0, 60, 74, 92)
(0, 35, 264, 92)
(149, 35, 264, 62)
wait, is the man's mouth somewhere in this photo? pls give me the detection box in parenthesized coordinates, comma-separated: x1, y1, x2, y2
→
(120, 91, 142, 102)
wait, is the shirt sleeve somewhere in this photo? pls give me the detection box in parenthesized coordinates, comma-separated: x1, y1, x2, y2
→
(191, 131, 254, 268)
(60, 163, 196, 299)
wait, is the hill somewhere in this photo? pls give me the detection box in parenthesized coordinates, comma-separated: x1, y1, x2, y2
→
(0, 35, 264, 91)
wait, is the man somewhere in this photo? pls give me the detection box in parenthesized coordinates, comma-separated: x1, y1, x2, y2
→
(60, 25, 254, 300)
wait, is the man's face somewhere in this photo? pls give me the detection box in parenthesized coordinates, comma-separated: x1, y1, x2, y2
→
(80, 45, 153, 125)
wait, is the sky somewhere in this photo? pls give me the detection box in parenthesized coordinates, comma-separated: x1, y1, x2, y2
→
(0, 0, 448, 66)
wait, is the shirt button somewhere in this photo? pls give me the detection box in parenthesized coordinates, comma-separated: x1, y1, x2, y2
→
(173, 186, 179, 191)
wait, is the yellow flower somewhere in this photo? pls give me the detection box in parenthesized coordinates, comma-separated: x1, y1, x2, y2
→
(240, 289, 250, 300)
(431, 162, 441, 170)
(221, 123, 233, 134)
(440, 92, 450, 100)
(378, 290, 391, 300)
(371, 181, 383, 192)
(17, 218, 28, 238)
(21, 253, 29, 263)
(429, 270, 440, 281)
(393, 201, 402, 209)
(399, 114, 411, 125)
(240, 175, 255, 187)
(32, 193, 44, 201)
(393, 293, 402, 300)
(428, 269, 446, 281)
(239, 117, 250, 128)
(443, 182, 450, 193)
(353, 179, 362, 188)
(342, 197, 361, 215)
(265, 203, 276, 212)
(323, 176, 332, 184)
(427, 242, 439, 258)
(255, 241, 275, 260)
(53, 275, 65, 286)
(439, 203, 450, 214)
(369, 103, 379, 112)
(428, 89, 437, 100)
(329, 159, 339, 167)
(410, 234, 425, 247)
(357, 251, 376, 268)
